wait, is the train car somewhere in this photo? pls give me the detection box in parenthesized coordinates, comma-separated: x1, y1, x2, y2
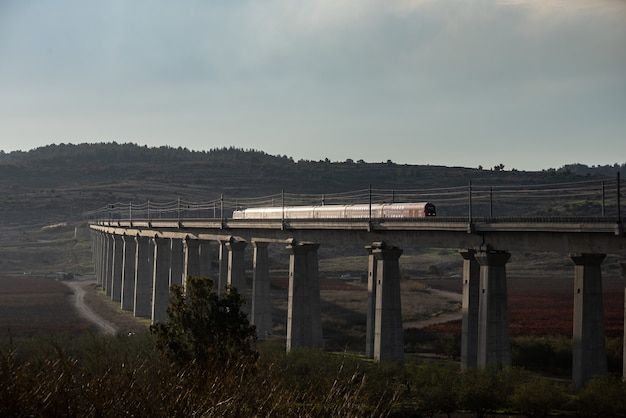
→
(232, 202, 436, 219)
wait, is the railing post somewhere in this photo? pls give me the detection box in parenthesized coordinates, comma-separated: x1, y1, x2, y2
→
(129, 201, 133, 224)
(281, 189, 285, 229)
(147, 200, 151, 223)
(602, 181, 606, 217)
(618, 172, 622, 224)
(368, 184, 372, 223)
(220, 194, 224, 222)
(489, 186, 493, 218)
(468, 181, 473, 222)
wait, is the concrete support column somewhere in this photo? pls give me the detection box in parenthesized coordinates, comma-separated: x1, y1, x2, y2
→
(475, 249, 511, 368)
(373, 242, 404, 361)
(121, 235, 137, 311)
(252, 241, 272, 338)
(183, 237, 201, 285)
(226, 238, 248, 294)
(217, 240, 229, 294)
(134, 236, 152, 318)
(152, 237, 171, 324)
(103, 234, 113, 294)
(198, 241, 212, 280)
(623, 261, 626, 382)
(286, 240, 322, 351)
(571, 253, 607, 387)
(169, 238, 184, 288)
(460, 249, 481, 368)
(111, 235, 124, 302)
(365, 244, 379, 359)
(96, 232, 104, 285)
(91, 231, 101, 285)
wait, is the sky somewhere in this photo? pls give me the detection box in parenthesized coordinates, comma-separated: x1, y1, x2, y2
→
(0, 0, 625, 171)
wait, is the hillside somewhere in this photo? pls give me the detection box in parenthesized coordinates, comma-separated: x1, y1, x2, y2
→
(0, 142, 623, 275)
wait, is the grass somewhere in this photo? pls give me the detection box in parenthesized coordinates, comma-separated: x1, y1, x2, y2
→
(1, 333, 625, 417)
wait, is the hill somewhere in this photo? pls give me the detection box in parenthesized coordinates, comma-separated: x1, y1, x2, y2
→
(0, 142, 623, 275)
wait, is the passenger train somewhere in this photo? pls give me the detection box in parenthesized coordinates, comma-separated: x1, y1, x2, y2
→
(232, 202, 436, 219)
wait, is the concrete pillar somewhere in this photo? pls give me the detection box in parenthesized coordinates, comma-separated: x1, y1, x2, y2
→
(460, 248, 480, 368)
(571, 253, 607, 387)
(121, 235, 137, 311)
(198, 241, 212, 280)
(103, 234, 113, 294)
(373, 242, 404, 361)
(620, 261, 626, 382)
(134, 236, 152, 318)
(475, 249, 511, 368)
(217, 240, 229, 294)
(111, 235, 124, 302)
(152, 237, 171, 324)
(365, 244, 379, 359)
(169, 238, 184, 288)
(95, 232, 104, 285)
(226, 238, 248, 295)
(252, 241, 272, 338)
(183, 237, 201, 285)
(286, 240, 323, 351)
(91, 231, 100, 284)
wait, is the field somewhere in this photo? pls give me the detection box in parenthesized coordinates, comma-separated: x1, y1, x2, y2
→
(422, 276, 625, 338)
(0, 268, 623, 350)
(0, 275, 149, 340)
(0, 276, 95, 337)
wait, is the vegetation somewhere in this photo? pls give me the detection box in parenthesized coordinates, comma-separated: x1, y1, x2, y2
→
(1, 333, 625, 417)
(150, 276, 257, 368)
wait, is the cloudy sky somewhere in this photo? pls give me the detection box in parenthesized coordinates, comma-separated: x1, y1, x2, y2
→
(1, 0, 624, 170)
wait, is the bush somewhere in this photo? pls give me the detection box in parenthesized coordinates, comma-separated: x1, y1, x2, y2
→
(573, 374, 626, 417)
(150, 276, 257, 369)
(456, 366, 527, 418)
(509, 377, 568, 417)
(511, 336, 571, 375)
(411, 363, 460, 418)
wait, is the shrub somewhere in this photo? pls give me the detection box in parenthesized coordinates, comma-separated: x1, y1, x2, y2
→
(509, 377, 568, 417)
(150, 276, 257, 369)
(456, 366, 527, 418)
(412, 363, 460, 418)
(511, 336, 571, 375)
(573, 374, 626, 417)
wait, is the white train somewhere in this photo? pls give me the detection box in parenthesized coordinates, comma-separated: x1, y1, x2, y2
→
(232, 202, 436, 219)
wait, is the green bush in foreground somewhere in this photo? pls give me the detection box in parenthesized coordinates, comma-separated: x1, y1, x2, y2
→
(150, 276, 258, 369)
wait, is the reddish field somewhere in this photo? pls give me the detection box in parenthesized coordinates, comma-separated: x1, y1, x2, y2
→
(424, 277, 624, 337)
(0, 276, 95, 337)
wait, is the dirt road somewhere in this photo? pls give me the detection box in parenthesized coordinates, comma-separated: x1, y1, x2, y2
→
(63, 278, 118, 335)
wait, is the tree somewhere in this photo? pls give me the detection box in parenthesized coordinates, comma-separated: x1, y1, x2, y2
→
(150, 276, 257, 369)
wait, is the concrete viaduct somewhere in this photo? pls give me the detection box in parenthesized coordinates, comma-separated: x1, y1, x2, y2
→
(89, 216, 625, 387)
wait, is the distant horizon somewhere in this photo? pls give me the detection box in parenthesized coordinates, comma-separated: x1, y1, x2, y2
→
(1, 1, 624, 173)
(1, 141, 624, 173)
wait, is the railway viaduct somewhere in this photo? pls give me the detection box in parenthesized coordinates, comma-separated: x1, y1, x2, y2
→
(89, 215, 626, 387)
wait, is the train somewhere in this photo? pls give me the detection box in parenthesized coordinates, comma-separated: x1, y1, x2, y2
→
(232, 202, 436, 220)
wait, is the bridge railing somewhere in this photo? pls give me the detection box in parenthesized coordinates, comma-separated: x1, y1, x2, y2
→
(83, 175, 623, 224)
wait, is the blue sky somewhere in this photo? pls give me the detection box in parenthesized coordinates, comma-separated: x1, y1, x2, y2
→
(1, 0, 624, 170)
